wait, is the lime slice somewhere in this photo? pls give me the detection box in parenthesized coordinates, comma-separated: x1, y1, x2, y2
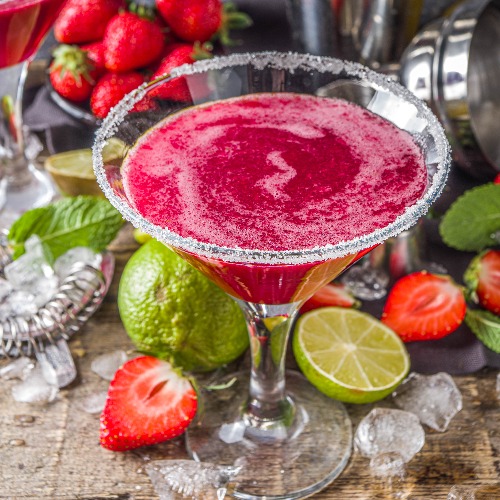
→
(293, 307, 409, 404)
(44, 138, 127, 197)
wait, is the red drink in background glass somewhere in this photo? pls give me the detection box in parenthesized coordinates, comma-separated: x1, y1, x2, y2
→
(0, 0, 67, 68)
(122, 93, 427, 303)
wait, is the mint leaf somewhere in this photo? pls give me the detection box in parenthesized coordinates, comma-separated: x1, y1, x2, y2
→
(465, 309, 500, 353)
(8, 196, 124, 260)
(439, 184, 500, 251)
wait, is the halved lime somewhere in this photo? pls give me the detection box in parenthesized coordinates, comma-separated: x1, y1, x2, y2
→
(44, 138, 127, 197)
(293, 307, 409, 404)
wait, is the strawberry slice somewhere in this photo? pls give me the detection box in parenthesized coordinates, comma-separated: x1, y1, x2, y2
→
(465, 250, 500, 315)
(100, 356, 197, 451)
(300, 283, 360, 314)
(381, 271, 466, 342)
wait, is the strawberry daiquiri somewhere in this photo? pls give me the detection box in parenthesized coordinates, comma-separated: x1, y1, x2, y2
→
(122, 92, 428, 304)
(95, 53, 450, 499)
(0, 0, 67, 68)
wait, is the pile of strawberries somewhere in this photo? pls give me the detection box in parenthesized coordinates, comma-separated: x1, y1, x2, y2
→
(50, 0, 251, 119)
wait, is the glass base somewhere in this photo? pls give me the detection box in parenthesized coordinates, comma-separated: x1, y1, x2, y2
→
(0, 165, 56, 229)
(186, 370, 352, 499)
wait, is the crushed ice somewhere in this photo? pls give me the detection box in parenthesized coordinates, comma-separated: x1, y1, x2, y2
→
(392, 372, 462, 432)
(146, 460, 241, 499)
(0, 236, 101, 319)
(447, 485, 476, 500)
(11, 364, 58, 404)
(0, 357, 34, 380)
(91, 350, 127, 380)
(77, 391, 108, 414)
(354, 408, 425, 462)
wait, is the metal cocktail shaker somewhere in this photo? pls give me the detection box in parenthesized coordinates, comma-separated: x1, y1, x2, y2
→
(337, 0, 423, 68)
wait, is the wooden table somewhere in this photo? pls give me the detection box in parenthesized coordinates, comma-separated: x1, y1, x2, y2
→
(0, 226, 499, 500)
(1, 1, 499, 497)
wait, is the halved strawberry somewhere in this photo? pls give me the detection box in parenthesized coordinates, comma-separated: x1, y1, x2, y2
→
(464, 250, 500, 315)
(300, 283, 360, 314)
(100, 356, 197, 452)
(381, 271, 466, 342)
(494, 173, 500, 185)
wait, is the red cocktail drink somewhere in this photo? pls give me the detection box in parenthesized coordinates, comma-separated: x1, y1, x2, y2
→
(122, 94, 427, 303)
(0, 0, 67, 68)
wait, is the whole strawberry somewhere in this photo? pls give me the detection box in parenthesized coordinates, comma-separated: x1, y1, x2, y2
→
(90, 72, 145, 119)
(156, 0, 252, 44)
(100, 356, 197, 451)
(54, 0, 124, 44)
(381, 271, 467, 342)
(49, 45, 97, 102)
(150, 43, 212, 102)
(81, 41, 106, 78)
(103, 10, 165, 72)
(464, 250, 500, 315)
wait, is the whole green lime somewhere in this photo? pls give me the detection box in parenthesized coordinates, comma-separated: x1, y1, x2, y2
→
(118, 239, 248, 371)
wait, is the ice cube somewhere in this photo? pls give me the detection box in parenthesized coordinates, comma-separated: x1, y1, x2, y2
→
(0, 357, 35, 380)
(91, 350, 127, 380)
(370, 452, 406, 478)
(24, 235, 43, 253)
(5, 291, 38, 318)
(341, 262, 389, 300)
(218, 421, 246, 444)
(35, 338, 77, 388)
(447, 485, 476, 500)
(5, 239, 54, 293)
(393, 372, 463, 432)
(146, 460, 240, 499)
(11, 365, 59, 404)
(23, 130, 43, 161)
(32, 276, 59, 308)
(54, 247, 102, 279)
(77, 391, 108, 414)
(354, 408, 425, 462)
(0, 277, 13, 301)
(0, 302, 12, 321)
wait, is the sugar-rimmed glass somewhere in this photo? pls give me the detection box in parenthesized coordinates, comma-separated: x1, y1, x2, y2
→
(93, 52, 450, 499)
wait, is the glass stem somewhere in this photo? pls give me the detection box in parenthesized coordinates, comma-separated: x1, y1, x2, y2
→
(0, 62, 29, 183)
(236, 300, 301, 428)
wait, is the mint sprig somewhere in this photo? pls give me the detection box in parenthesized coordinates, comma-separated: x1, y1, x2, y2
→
(8, 196, 124, 261)
(465, 309, 500, 353)
(439, 184, 500, 252)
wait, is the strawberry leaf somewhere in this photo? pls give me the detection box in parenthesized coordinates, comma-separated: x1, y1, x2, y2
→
(8, 196, 123, 260)
(439, 184, 500, 251)
(465, 309, 500, 353)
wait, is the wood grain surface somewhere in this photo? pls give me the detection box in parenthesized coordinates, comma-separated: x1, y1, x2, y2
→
(0, 225, 499, 500)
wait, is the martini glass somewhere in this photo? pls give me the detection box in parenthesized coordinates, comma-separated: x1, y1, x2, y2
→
(0, 0, 67, 226)
(93, 52, 450, 499)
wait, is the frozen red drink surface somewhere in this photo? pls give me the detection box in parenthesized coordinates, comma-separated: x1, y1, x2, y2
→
(123, 93, 427, 253)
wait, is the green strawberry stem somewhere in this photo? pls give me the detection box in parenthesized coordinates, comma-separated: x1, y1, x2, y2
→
(51, 44, 95, 85)
(126, 0, 157, 21)
(192, 41, 213, 61)
(217, 2, 253, 46)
